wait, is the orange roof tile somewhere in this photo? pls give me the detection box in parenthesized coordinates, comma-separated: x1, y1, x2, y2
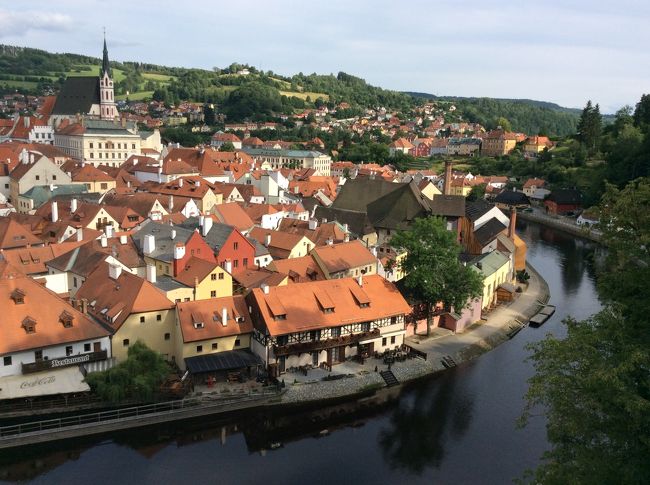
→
(177, 295, 253, 343)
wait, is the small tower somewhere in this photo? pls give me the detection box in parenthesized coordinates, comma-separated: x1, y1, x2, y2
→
(99, 33, 117, 120)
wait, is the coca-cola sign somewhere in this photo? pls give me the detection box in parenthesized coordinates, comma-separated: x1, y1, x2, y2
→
(20, 375, 56, 389)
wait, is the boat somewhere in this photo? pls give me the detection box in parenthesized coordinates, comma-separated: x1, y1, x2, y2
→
(529, 305, 556, 327)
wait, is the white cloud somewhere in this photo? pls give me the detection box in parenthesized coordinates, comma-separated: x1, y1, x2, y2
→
(0, 10, 73, 38)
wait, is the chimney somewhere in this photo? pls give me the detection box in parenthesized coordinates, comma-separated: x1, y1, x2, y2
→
(146, 264, 157, 284)
(294, 185, 299, 194)
(50, 200, 59, 223)
(508, 207, 517, 239)
(80, 298, 88, 314)
(100, 235, 108, 248)
(109, 263, 122, 280)
(173, 242, 186, 276)
(105, 225, 114, 238)
(24, 116, 30, 128)
(76, 227, 83, 242)
(169, 195, 174, 211)
(264, 233, 271, 247)
(120, 234, 128, 245)
(70, 198, 78, 212)
(202, 216, 213, 236)
(443, 161, 453, 196)
(221, 307, 228, 327)
(357, 274, 363, 287)
(308, 219, 318, 230)
(133, 158, 138, 166)
(224, 259, 232, 274)
(158, 167, 163, 183)
(143, 234, 156, 255)
(327, 238, 333, 245)
(261, 283, 270, 294)
(170, 228, 177, 240)
(370, 246, 378, 257)
(195, 180, 201, 187)
(30, 153, 34, 164)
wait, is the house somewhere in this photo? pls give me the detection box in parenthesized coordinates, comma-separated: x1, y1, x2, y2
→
(544, 189, 582, 215)
(311, 240, 377, 279)
(175, 295, 257, 381)
(231, 267, 288, 293)
(277, 218, 348, 247)
(461, 200, 511, 255)
(267, 255, 326, 284)
(101, 192, 170, 221)
(248, 227, 315, 260)
(313, 206, 378, 246)
(145, 176, 222, 213)
(243, 148, 332, 176)
(64, 162, 116, 194)
(177, 216, 256, 272)
(133, 220, 216, 277)
(211, 132, 242, 150)
(481, 130, 518, 157)
(75, 262, 176, 362)
(247, 275, 411, 375)
(172, 256, 233, 301)
(522, 178, 550, 202)
(523, 136, 554, 157)
(577, 207, 600, 227)
(0, 261, 111, 381)
(0, 217, 44, 250)
(9, 152, 72, 208)
(469, 250, 513, 310)
(211, 203, 255, 234)
(447, 137, 481, 156)
(493, 190, 531, 210)
(388, 138, 414, 156)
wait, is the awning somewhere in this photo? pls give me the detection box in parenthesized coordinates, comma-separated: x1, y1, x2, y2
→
(0, 367, 90, 400)
(185, 350, 262, 374)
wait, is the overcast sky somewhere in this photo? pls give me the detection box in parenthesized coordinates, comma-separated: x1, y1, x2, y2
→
(2, 1, 649, 113)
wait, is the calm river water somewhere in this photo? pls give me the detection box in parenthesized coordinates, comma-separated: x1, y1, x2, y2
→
(0, 222, 603, 485)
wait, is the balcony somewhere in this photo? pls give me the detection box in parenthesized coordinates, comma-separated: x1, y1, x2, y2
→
(273, 328, 380, 357)
(21, 350, 108, 374)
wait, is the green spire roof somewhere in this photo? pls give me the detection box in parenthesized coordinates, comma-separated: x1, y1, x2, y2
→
(101, 35, 111, 77)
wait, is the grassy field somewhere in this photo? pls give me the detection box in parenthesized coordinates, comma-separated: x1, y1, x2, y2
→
(116, 90, 154, 101)
(142, 72, 175, 83)
(0, 79, 39, 89)
(65, 65, 127, 82)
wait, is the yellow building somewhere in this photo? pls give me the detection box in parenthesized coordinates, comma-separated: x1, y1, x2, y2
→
(175, 295, 253, 373)
(481, 130, 517, 157)
(75, 263, 177, 363)
(173, 257, 233, 300)
(470, 250, 513, 310)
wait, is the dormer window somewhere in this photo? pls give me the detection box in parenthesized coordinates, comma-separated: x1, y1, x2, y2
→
(11, 288, 25, 304)
(60, 311, 74, 328)
(194, 321, 204, 329)
(22, 316, 36, 334)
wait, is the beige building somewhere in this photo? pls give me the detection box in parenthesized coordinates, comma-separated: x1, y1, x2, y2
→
(54, 119, 162, 168)
(311, 240, 377, 279)
(243, 148, 331, 176)
(9, 152, 72, 206)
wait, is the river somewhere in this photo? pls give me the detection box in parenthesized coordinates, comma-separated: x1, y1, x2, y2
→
(0, 222, 603, 485)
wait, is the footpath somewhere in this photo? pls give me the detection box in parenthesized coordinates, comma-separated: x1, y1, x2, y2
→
(280, 263, 550, 404)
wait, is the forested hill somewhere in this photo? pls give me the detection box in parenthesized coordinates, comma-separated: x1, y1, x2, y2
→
(1, 44, 580, 135)
(407, 91, 581, 136)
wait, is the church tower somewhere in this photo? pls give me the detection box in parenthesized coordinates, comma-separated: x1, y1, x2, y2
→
(99, 35, 117, 120)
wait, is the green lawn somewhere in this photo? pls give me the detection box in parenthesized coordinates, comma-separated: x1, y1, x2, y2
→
(0, 80, 39, 89)
(66, 66, 127, 82)
(280, 90, 329, 101)
(116, 90, 154, 101)
(142, 72, 175, 82)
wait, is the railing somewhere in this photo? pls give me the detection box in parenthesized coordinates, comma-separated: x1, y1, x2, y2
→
(404, 344, 428, 361)
(0, 387, 281, 440)
(273, 328, 381, 356)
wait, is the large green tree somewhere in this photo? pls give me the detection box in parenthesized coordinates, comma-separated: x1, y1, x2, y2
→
(576, 100, 602, 154)
(522, 178, 650, 483)
(85, 341, 171, 403)
(390, 216, 483, 335)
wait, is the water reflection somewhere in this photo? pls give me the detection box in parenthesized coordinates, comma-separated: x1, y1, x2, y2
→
(378, 367, 473, 475)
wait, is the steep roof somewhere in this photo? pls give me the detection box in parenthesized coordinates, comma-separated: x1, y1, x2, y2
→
(0, 218, 42, 249)
(473, 218, 507, 246)
(211, 203, 254, 233)
(312, 240, 376, 273)
(0, 261, 109, 354)
(470, 250, 510, 277)
(366, 180, 433, 230)
(493, 190, 530, 206)
(76, 262, 174, 329)
(547, 189, 582, 205)
(465, 199, 496, 222)
(269, 255, 326, 283)
(248, 275, 411, 336)
(313, 206, 375, 238)
(52, 77, 100, 115)
(1, 242, 82, 275)
(177, 295, 253, 343)
(332, 178, 403, 212)
(174, 256, 221, 286)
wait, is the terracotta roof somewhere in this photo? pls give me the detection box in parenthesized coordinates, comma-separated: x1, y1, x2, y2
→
(268, 255, 326, 283)
(232, 267, 287, 289)
(70, 164, 115, 183)
(277, 218, 347, 246)
(248, 227, 310, 258)
(389, 137, 414, 149)
(311, 240, 376, 273)
(76, 262, 174, 329)
(212, 203, 254, 232)
(523, 178, 545, 189)
(248, 275, 411, 336)
(174, 256, 221, 287)
(0, 261, 109, 354)
(177, 295, 253, 343)
(1, 241, 82, 275)
(0, 218, 43, 249)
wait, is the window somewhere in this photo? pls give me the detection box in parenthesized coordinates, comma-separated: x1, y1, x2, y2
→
(140, 316, 145, 323)
(391, 336, 396, 345)
(175, 298, 181, 304)
(184, 297, 191, 302)
(211, 343, 218, 350)
(35, 175, 40, 181)
(52, 175, 57, 181)
(98, 143, 102, 149)
(3, 356, 12, 366)
(164, 333, 171, 341)
(391, 316, 397, 325)
(89, 142, 93, 149)
(84, 343, 91, 352)
(243, 258, 248, 267)
(156, 314, 162, 321)
(66, 345, 73, 356)
(361, 322, 370, 332)
(234, 339, 241, 347)
(196, 345, 203, 353)
(219, 273, 224, 280)
(123, 339, 130, 347)
(132, 144, 136, 149)
(382, 337, 387, 346)
(233, 242, 238, 250)
(210, 290, 216, 297)
(100, 183, 108, 190)
(211, 273, 217, 281)
(331, 327, 341, 337)
(35, 350, 43, 361)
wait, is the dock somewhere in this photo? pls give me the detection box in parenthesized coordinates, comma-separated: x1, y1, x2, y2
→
(529, 305, 556, 327)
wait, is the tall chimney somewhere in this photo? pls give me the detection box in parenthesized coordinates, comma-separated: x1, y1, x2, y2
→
(70, 198, 78, 213)
(261, 283, 270, 294)
(221, 307, 228, 327)
(508, 207, 517, 239)
(224, 260, 232, 274)
(443, 161, 453, 196)
(51, 201, 58, 223)
(202, 216, 213, 236)
(143, 234, 156, 255)
(173, 242, 186, 276)
(100, 235, 108, 248)
(108, 263, 122, 280)
(146, 264, 157, 284)
(264, 233, 271, 247)
(76, 227, 83, 242)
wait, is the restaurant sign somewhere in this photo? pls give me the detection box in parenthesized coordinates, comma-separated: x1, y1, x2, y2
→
(21, 350, 107, 374)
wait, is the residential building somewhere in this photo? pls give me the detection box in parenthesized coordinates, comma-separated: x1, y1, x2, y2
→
(243, 148, 332, 176)
(469, 250, 513, 310)
(311, 240, 377, 279)
(544, 189, 582, 215)
(481, 130, 518, 157)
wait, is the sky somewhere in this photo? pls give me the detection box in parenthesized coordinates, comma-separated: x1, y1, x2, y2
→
(1, 0, 649, 113)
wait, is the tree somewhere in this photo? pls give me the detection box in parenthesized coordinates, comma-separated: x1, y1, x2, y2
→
(522, 178, 650, 483)
(576, 100, 602, 154)
(85, 341, 171, 403)
(203, 103, 216, 125)
(390, 217, 483, 335)
(466, 183, 486, 201)
(219, 141, 235, 152)
(633, 93, 650, 131)
(495, 116, 512, 132)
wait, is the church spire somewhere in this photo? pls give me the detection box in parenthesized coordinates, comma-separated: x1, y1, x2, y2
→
(101, 30, 111, 78)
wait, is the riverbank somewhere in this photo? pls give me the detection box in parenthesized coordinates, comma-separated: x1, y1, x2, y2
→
(278, 262, 550, 404)
(518, 210, 602, 243)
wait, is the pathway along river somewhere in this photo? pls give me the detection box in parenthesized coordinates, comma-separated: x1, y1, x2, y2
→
(0, 222, 603, 485)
